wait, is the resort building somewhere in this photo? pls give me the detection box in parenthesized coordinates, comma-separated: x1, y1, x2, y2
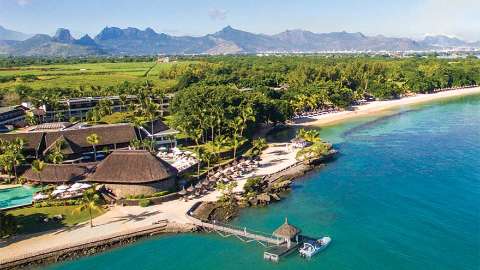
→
(20, 150, 178, 198)
(23, 95, 171, 122)
(0, 120, 178, 160)
(140, 119, 179, 150)
(22, 163, 96, 184)
(0, 105, 27, 129)
(0, 122, 138, 160)
(87, 150, 178, 197)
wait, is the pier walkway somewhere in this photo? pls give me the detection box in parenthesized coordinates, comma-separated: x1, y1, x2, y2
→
(186, 202, 284, 247)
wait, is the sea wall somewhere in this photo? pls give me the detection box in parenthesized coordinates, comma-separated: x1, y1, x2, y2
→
(0, 223, 197, 270)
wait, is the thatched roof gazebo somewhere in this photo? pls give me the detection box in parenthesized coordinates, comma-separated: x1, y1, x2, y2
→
(87, 150, 178, 198)
(273, 218, 301, 248)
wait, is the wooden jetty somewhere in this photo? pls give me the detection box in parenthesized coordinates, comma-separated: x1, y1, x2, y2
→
(187, 203, 302, 262)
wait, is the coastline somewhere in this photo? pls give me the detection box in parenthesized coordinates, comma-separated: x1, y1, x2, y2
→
(1, 87, 478, 269)
(293, 87, 480, 127)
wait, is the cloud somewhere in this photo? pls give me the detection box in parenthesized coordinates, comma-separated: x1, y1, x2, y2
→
(16, 0, 30, 6)
(208, 8, 228, 21)
(413, 0, 480, 41)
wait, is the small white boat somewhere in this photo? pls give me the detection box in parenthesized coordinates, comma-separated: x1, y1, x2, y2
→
(299, 236, 331, 258)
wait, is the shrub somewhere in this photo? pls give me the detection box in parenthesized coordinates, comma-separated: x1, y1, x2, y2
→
(0, 212, 17, 237)
(139, 199, 151, 207)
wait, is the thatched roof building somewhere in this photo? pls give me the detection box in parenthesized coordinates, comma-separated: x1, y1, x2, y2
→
(273, 218, 301, 239)
(22, 163, 97, 183)
(88, 150, 177, 184)
(0, 123, 138, 159)
(87, 150, 178, 197)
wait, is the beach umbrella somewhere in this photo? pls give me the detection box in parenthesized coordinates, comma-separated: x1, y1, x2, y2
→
(178, 187, 187, 196)
(232, 160, 239, 166)
(80, 183, 92, 189)
(202, 180, 210, 187)
(186, 185, 194, 193)
(195, 182, 203, 189)
(56, 185, 69, 190)
(71, 183, 83, 189)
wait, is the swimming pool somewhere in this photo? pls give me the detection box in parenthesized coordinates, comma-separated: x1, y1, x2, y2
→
(0, 186, 38, 209)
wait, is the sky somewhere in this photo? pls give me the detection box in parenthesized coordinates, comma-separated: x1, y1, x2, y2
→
(0, 0, 479, 41)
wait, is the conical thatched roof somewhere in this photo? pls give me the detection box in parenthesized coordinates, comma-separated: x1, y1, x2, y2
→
(273, 218, 300, 239)
(88, 150, 177, 184)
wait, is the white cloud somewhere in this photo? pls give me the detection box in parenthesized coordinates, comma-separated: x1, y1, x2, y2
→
(16, 0, 30, 6)
(413, 0, 480, 41)
(208, 8, 227, 21)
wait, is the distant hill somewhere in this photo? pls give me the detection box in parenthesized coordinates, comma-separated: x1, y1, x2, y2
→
(0, 25, 31, 41)
(0, 26, 479, 56)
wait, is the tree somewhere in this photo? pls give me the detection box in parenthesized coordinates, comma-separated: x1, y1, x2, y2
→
(86, 133, 100, 161)
(216, 181, 238, 216)
(249, 138, 268, 157)
(47, 140, 65, 164)
(0, 212, 16, 237)
(74, 188, 102, 228)
(296, 128, 321, 143)
(31, 159, 45, 182)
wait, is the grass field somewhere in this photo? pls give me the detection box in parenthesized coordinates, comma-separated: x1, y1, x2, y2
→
(7, 205, 107, 234)
(0, 61, 190, 90)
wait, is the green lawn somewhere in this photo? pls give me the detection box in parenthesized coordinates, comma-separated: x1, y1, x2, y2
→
(0, 61, 192, 90)
(7, 205, 107, 234)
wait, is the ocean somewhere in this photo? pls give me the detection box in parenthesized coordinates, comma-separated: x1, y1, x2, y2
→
(47, 95, 480, 270)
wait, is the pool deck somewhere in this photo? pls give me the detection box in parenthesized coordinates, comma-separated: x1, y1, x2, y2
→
(0, 184, 21, 190)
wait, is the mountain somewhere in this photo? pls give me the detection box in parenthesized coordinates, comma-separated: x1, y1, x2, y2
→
(52, 28, 76, 44)
(0, 30, 103, 56)
(1, 26, 478, 56)
(0, 25, 31, 41)
(421, 35, 479, 48)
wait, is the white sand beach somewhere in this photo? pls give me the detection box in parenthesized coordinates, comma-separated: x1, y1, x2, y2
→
(293, 87, 480, 127)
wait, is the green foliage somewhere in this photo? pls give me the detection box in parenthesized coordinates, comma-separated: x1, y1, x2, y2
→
(126, 191, 170, 200)
(243, 177, 263, 194)
(296, 128, 321, 143)
(33, 199, 82, 208)
(139, 199, 152, 207)
(74, 188, 103, 228)
(296, 141, 332, 161)
(0, 211, 17, 238)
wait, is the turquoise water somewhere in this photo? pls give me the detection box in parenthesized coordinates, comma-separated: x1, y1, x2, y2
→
(0, 186, 37, 209)
(47, 95, 480, 270)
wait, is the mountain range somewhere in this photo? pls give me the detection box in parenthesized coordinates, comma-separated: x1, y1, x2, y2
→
(0, 25, 478, 56)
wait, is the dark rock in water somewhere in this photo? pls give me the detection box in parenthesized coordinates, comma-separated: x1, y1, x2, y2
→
(271, 193, 281, 201)
(256, 193, 271, 205)
(249, 197, 259, 206)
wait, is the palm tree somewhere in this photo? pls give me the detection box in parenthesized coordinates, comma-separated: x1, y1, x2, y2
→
(47, 140, 65, 164)
(86, 133, 100, 161)
(31, 159, 45, 182)
(74, 188, 102, 228)
(8, 138, 25, 181)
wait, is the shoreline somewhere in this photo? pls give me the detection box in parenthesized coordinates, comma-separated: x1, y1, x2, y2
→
(2, 87, 477, 268)
(293, 87, 480, 127)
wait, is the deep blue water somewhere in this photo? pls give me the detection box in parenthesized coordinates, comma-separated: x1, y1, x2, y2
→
(47, 95, 480, 270)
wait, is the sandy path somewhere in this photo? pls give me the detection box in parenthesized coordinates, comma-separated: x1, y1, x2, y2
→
(293, 87, 480, 127)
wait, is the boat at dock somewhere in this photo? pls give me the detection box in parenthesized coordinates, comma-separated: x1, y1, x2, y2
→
(299, 236, 331, 258)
